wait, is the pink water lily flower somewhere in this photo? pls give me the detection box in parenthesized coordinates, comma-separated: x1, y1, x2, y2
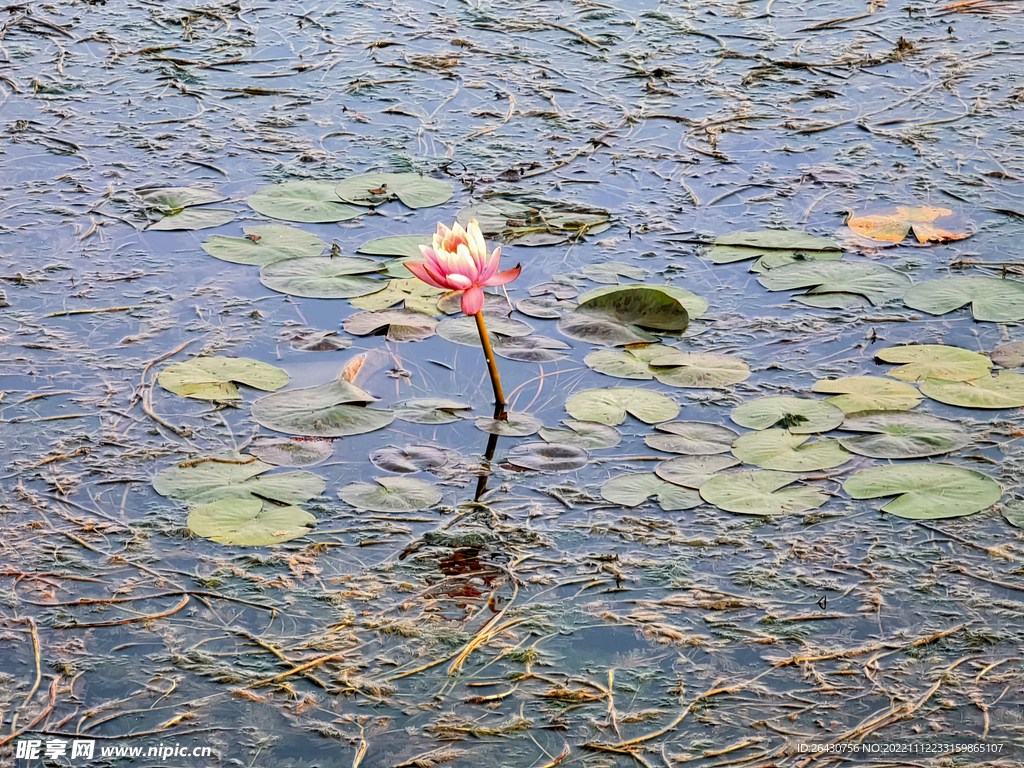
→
(405, 218, 521, 315)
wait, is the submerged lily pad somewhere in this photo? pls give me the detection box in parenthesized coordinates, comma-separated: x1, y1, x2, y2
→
(837, 411, 970, 458)
(706, 230, 842, 272)
(876, 345, 991, 382)
(700, 470, 828, 516)
(336, 173, 453, 209)
(158, 357, 289, 401)
(506, 442, 589, 472)
(458, 199, 611, 246)
(251, 438, 334, 467)
(202, 225, 326, 265)
(251, 379, 394, 437)
(357, 234, 434, 258)
(581, 262, 648, 284)
(516, 295, 576, 319)
(260, 256, 384, 299)
(248, 181, 363, 223)
(920, 373, 1024, 409)
(392, 398, 472, 424)
(655, 455, 741, 488)
(843, 464, 1000, 519)
(476, 412, 542, 436)
(188, 499, 316, 547)
(153, 453, 325, 505)
(437, 315, 533, 347)
(540, 420, 622, 450)
(338, 477, 443, 512)
(343, 310, 438, 342)
(370, 445, 454, 474)
(286, 330, 353, 352)
(904, 276, 1024, 322)
(349, 279, 443, 315)
(731, 430, 852, 472)
(136, 185, 226, 211)
(812, 376, 922, 413)
(992, 341, 1024, 369)
(757, 261, 911, 305)
(730, 396, 844, 434)
(149, 208, 236, 231)
(645, 421, 739, 455)
(492, 335, 571, 363)
(600, 473, 701, 511)
(566, 388, 679, 425)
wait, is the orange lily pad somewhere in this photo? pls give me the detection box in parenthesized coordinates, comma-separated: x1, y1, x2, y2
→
(847, 206, 973, 244)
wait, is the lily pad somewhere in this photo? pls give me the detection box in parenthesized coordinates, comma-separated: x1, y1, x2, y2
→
(706, 230, 842, 272)
(492, 335, 571, 363)
(516, 295, 576, 319)
(730, 396, 844, 434)
(757, 261, 911, 305)
(202, 225, 326, 265)
(847, 206, 973, 244)
(343, 309, 438, 342)
(645, 421, 739, 454)
(260, 256, 384, 299)
(655, 455, 741, 488)
(579, 285, 708, 319)
(437, 315, 533, 346)
(920, 373, 1024, 409)
(904, 276, 1024, 323)
(153, 453, 325, 505)
(370, 445, 454, 474)
(600, 473, 701, 511)
(558, 287, 691, 346)
(1002, 501, 1024, 529)
(875, 345, 991, 382)
(136, 185, 226, 211)
(565, 388, 679, 426)
(837, 411, 970, 458)
(458, 199, 611, 246)
(247, 181, 363, 223)
(251, 379, 394, 437)
(647, 350, 750, 388)
(251, 438, 334, 467)
(392, 398, 473, 424)
(188, 499, 316, 547)
(349, 278, 443, 315)
(812, 377, 922, 413)
(286, 330, 353, 352)
(158, 357, 289, 401)
(843, 464, 1000, 519)
(338, 477, 443, 512)
(149, 208, 236, 231)
(335, 173, 453, 209)
(476, 412, 542, 436)
(530, 281, 579, 299)
(731, 430, 852, 472)
(357, 234, 434, 258)
(540, 420, 622, 450)
(506, 442, 589, 472)
(992, 341, 1024, 369)
(581, 262, 649, 284)
(700, 470, 828, 516)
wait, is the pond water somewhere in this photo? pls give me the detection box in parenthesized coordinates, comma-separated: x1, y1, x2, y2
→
(2, 1, 1024, 766)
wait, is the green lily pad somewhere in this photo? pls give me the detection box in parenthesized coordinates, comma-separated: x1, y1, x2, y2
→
(437, 315, 533, 347)
(837, 411, 970, 458)
(149, 208, 236, 231)
(920, 373, 1024, 409)
(392, 398, 473, 424)
(647, 350, 750, 388)
(335, 173, 453, 209)
(475, 412, 542, 436)
(458, 199, 611, 246)
(1002, 500, 1024, 529)
(338, 477, 443, 512)
(581, 262, 649, 284)
(645, 421, 739, 455)
(600, 473, 702, 511)
(247, 181, 363, 223)
(558, 287, 691, 346)
(250, 438, 334, 467)
(565, 388, 679, 426)
(757, 261, 911, 305)
(492, 335, 571, 363)
(655, 455, 741, 488)
(811, 376, 922, 413)
(153, 453, 325, 505)
(369, 445, 455, 474)
(843, 464, 1001, 519)
(349, 278, 443, 314)
(706, 230, 842, 272)
(343, 309, 438, 342)
(506, 442, 589, 472)
(904, 276, 1024, 322)
(579, 285, 708, 319)
(700, 470, 828, 516)
(201, 225, 326, 265)
(188, 499, 316, 547)
(876, 345, 992, 383)
(584, 347, 657, 380)
(157, 357, 289, 401)
(793, 292, 870, 310)
(260, 256, 384, 299)
(251, 379, 394, 437)
(731, 429, 852, 472)
(730, 396, 844, 434)
(539, 420, 622, 450)
(992, 341, 1024, 369)
(136, 186, 226, 211)
(357, 234, 434, 258)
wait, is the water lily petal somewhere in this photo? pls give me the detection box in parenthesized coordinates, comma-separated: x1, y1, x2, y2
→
(406, 260, 450, 289)
(446, 273, 474, 289)
(483, 264, 522, 287)
(461, 286, 485, 315)
(478, 245, 503, 282)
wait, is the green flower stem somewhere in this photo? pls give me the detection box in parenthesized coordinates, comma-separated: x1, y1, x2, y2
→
(474, 311, 506, 412)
